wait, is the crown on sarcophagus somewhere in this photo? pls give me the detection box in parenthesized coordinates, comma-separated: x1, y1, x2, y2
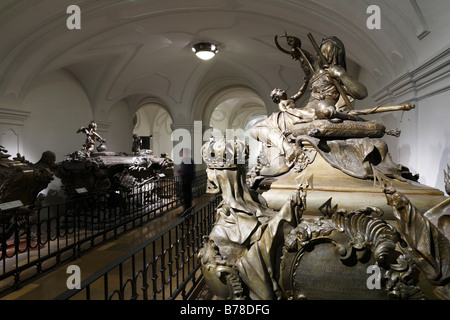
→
(201, 139, 248, 168)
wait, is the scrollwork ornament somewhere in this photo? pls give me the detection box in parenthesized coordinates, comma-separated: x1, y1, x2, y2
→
(383, 255, 426, 300)
(280, 206, 427, 299)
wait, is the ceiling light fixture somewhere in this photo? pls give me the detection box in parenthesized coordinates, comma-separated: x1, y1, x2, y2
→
(192, 42, 218, 60)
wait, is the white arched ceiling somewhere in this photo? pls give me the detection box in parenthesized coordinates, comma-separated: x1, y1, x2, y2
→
(1, 0, 449, 121)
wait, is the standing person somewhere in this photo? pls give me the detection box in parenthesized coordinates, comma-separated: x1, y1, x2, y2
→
(177, 148, 195, 214)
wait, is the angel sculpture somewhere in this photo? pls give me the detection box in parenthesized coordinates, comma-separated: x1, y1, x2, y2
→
(77, 121, 106, 156)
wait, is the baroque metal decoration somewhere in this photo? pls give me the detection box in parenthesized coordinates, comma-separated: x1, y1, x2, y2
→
(53, 122, 175, 198)
(54, 149, 174, 198)
(0, 147, 55, 245)
(199, 32, 450, 300)
(280, 206, 426, 300)
(0, 147, 55, 206)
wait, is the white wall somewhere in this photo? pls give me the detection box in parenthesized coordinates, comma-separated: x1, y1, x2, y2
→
(362, 47, 450, 193)
(151, 110, 173, 157)
(0, 108, 29, 158)
(105, 99, 134, 154)
(22, 70, 92, 163)
(1, 69, 136, 164)
(416, 92, 450, 191)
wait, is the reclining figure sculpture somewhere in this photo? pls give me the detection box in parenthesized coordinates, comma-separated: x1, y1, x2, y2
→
(251, 33, 416, 179)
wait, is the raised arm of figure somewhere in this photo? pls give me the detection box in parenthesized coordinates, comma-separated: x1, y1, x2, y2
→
(327, 64, 368, 100)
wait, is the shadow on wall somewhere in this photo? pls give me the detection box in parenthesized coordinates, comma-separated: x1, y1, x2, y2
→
(379, 113, 400, 163)
(436, 131, 450, 194)
(398, 143, 412, 171)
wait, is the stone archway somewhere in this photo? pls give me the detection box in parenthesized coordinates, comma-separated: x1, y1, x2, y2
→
(133, 103, 173, 157)
(205, 86, 268, 168)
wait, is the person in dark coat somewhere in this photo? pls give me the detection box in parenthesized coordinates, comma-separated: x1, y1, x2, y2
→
(177, 148, 195, 214)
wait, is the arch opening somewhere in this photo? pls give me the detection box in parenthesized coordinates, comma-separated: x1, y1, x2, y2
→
(206, 87, 268, 168)
(133, 103, 173, 157)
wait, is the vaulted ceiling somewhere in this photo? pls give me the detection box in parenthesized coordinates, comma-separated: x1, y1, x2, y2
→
(1, 0, 449, 122)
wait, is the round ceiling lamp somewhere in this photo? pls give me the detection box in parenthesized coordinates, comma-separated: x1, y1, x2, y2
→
(192, 42, 218, 60)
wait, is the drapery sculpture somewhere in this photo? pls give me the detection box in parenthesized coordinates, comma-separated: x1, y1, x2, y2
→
(199, 139, 306, 299)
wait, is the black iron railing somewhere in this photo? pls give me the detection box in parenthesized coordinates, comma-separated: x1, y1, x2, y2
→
(54, 194, 221, 300)
(0, 171, 207, 297)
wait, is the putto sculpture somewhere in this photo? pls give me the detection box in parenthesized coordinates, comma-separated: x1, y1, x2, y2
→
(199, 32, 449, 300)
(77, 121, 107, 156)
